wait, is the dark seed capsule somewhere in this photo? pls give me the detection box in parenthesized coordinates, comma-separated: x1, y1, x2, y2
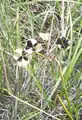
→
(61, 37, 69, 48)
(56, 38, 62, 44)
(56, 37, 69, 48)
(22, 50, 26, 55)
(17, 56, 22, 61)
(33, 42, 38, 46)
(23, 57, 28, 61)
(25, 40, 33, 49)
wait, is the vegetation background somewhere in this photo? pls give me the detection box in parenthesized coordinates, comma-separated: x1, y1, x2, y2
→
(0, 0, 82, 120)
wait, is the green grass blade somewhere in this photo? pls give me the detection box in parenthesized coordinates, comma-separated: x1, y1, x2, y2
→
(64, 36, 82, 81)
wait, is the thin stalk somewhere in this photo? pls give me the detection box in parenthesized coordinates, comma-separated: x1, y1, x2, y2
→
(61, 0, 65, 36)
(11, 65, 19, 120)
(57, 94, 74, 120)
(8, 92, 61, 120)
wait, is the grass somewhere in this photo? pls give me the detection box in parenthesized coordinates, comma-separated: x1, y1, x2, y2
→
(0, 0, 82, 120)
